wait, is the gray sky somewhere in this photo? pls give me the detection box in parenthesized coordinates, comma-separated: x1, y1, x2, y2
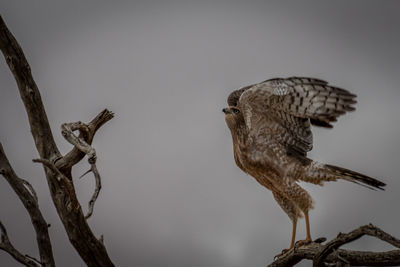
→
(0, 1, 399, 266)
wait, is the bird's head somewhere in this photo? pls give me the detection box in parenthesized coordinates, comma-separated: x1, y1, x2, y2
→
(222, 106, 245, 132)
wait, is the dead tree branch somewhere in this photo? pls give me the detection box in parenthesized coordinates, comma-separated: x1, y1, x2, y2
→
(56, 110, 114, 177)
(0, 144, 55, 267)
(0, 221, 41, 267)
(84, 163, 102, 219)
(61, 122, 97, 164)
(268, 224, 400, 267)
(0, 15, 115, 266)
(60, 121, 105, 219)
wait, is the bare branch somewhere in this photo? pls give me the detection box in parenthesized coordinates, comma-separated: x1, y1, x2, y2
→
(56, 109, 114, 173)
(268, 224, 400, 267)
(0, 15, 60, 161)
(313, 224, 400, 267)
(85, 163, 102, 219)
(0, 220, 7, 243)
(0, 15, 115, 266)
(33, 154, 114, 267)
(0, 221, 41, 267)
(59, 120, 105, 219)
(0, 144, 55, 267)
(61, 122, 97, 164)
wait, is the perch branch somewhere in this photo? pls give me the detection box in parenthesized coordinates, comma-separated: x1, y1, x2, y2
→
(0, 143, 55, 267)
(0, 15, 114, 266)
(268, 224, 400, 267)
(0, 221, 41, 267)
(313, 224, 400, 267)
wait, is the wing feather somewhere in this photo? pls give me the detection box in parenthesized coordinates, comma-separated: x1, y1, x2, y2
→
(268, 78, 357, 127)
(234, 77, 357, 155)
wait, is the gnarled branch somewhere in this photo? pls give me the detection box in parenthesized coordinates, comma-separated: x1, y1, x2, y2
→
(0, 15, 115, 267)
(61, 122, 97, 164)
(55, 109, 114, 176)
(268, 224, 400, 267)
(84, 163, 102, 219)
(0, 144, 55, 267)
(0, 221, 41, 267)
(60, 120, 106, 219)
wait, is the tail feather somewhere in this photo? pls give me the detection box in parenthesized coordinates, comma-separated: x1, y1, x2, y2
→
(324, 164, 386, 190)
(299, 161, 386, 190)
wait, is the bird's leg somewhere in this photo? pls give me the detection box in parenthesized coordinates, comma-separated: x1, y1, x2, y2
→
(305, 210, 312, 242)
(290, 219, 297, 249)
(274, 219, 297, 259)
(295, 210, 312, 247)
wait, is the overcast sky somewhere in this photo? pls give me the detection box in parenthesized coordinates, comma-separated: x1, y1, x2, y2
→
(0, 1, 399, 266)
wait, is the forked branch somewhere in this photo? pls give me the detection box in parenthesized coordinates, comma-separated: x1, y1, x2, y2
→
(56, 109, 114, 174)
(268, 224, 400, 267)
(0, 221, 41, 267)
(0, 14, 115, 266)
(61, 122, 97, 164)
(60, 120, 105, 219)
(0, 144, 55, 267)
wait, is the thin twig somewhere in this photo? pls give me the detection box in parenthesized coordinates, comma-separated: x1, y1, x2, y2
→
(32, 158, 66, 182)
(85, 163, 102, 219)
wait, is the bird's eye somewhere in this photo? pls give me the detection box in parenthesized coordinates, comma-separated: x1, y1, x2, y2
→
(232, 108, 240, 114)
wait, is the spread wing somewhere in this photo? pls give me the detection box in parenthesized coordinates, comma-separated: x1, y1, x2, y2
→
(230, 77, 357, 157)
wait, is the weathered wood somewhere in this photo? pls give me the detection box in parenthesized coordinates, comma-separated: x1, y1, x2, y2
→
(0, 17, 60, 161)
(268, 224, 400, 267)
(60, 119, 107, 219)
(56, 109, 114, 177)
(0, 15, 115, 267)
(0, 144, 55, 267)
(0, 221, 41, 267)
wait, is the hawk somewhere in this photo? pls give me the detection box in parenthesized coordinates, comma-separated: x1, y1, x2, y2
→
(222, 77, 385, 252)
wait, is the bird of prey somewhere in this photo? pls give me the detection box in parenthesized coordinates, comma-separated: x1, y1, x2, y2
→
(222, 77, 385, 253)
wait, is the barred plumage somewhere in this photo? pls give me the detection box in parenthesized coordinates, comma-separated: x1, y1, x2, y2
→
(223, 76, 385, 252)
